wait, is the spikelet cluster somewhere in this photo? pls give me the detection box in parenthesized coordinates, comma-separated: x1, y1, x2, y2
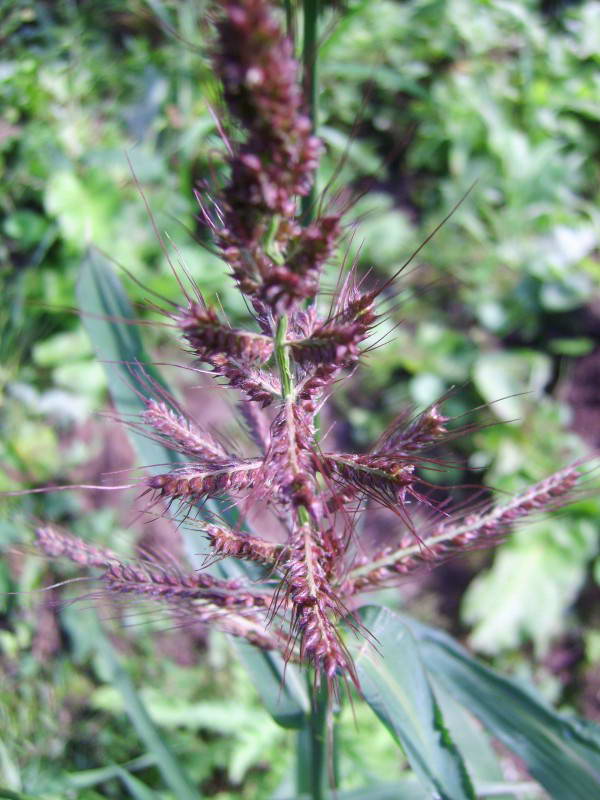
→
(31, 0, 585, 691)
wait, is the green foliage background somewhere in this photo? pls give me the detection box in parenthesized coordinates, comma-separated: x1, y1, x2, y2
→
(1, 0, 600, 796)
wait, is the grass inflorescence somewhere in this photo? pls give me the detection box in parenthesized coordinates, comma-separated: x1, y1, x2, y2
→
(20, 0, 589, 700)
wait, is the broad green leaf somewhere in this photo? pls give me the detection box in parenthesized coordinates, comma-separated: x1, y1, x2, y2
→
(98, 631, 200, 800)
(350, 607, 475, 800)
(77, 250, 308, 729)
(433, 686, 512, 800)
(234, 640, 309, 730)
(401, 614, 600, 799)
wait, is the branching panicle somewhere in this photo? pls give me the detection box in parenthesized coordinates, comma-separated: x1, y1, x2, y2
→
(29, 0, 589, 696)
(102, 561, 268, 609)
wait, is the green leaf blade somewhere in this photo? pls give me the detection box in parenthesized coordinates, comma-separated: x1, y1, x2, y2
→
(99, 632, 200, 800)
(350, 607, 475, 800)
(114, 767, 161, 800)
(77, 249, 178, 471)
(402, 615, 600, 800)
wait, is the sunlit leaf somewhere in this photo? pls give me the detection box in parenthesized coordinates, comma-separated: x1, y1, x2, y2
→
(402, 614, 600, 799)
(350, 607, 475, 800)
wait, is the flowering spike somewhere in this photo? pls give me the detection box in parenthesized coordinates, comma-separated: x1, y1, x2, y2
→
(205, 524, 287, 566)
(215, 0, 320, 219)
(146, 459, 262, 506)
(143, 399, 228, 459)
(209, 354, 280, 406)
(375, 404, 449, 455)
(259, 401, 321, 517)
(35, 526, 120, 568)
(102, 561, 269, 609)
(178, 303, 273, 363)
(285, 522, 353, 685)
(260, 216, 342, 310)
(344, 464, 582, 593)
(323, 453, 419, 512)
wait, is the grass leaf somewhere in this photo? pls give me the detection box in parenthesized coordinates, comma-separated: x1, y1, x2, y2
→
(401, 614, 600, 799)
(350, 607, 475, 800)
(98, 631, 200, 800)
(66, 755, 156, 789)
(114, 767, 162, 800)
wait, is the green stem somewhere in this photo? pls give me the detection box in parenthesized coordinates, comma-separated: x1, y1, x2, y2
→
(276, 317, 330, 799)
(303, 0, 319, 129)
(275, 315, 293, 399)
(296, 679, 330, 800)
(284, 0, 293, 37)
(302, 0, 319, 221)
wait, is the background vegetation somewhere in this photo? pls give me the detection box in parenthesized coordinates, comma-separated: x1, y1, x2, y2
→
(1, 0, 600, 796)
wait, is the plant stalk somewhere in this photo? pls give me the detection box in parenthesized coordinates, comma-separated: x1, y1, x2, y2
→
(296, 678, 330, 800)
(275, 315, 293, 399)
(302, 0, 319, 220)
(295, 9, 332, 796)
(284, 0, 294, 36)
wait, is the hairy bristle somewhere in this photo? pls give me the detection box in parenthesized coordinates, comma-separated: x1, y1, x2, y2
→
(238, 399, 272, 451)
